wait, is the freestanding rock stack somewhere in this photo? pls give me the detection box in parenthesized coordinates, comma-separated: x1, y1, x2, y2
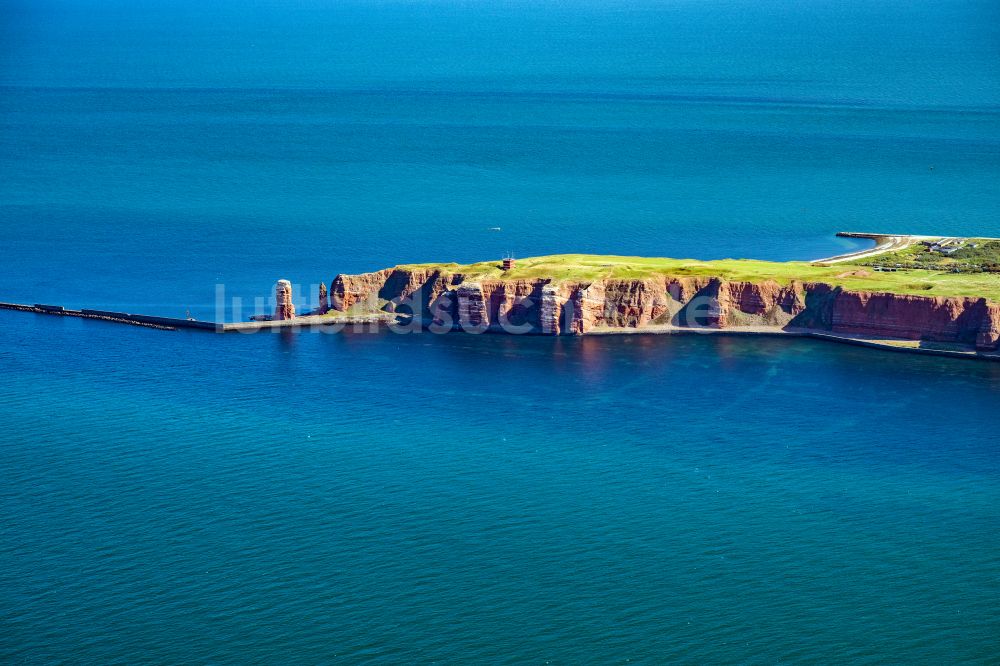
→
(317, 282, 329, 315)
(275, 280, 296, 320)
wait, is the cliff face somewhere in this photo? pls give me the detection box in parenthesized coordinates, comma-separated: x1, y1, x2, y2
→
(977, 303, 1000, 350)
(828, 292, 995, 346)
(331, 268, 457, 317)
(328, 269, 1000, 351)
(706, 279, 806, 328)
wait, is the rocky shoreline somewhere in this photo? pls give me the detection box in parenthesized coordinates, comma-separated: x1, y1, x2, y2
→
(324, 267, 1000, 353)
(5, 245, 999, 362)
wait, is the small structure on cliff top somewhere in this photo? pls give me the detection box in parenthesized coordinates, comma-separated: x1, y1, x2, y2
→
(275, 280, 296, 320)
(502, 254, 516, 271)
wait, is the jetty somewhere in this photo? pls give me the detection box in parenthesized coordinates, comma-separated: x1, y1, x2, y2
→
(0, 302, 218, 331)
(0, 302, 399, 333)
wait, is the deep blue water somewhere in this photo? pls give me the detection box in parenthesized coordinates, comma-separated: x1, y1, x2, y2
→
(2, 0, 999, 662)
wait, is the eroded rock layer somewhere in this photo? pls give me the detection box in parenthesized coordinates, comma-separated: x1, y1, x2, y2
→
(327, 268, 1000, 350)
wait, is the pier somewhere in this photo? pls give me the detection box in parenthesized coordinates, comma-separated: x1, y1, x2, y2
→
(0, 302, 218, 331)
(0, 302, 399, 332)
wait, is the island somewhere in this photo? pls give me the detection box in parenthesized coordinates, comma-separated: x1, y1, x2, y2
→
(316, 233, 1000, 357)
(3, 233, 999, 360)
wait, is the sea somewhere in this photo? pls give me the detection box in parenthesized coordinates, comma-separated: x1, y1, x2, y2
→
(1, 0, 999, 662)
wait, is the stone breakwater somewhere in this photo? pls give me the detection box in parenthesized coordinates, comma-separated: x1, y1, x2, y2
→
(330, 269, 1000, 351)
(0, 302, 197, 331)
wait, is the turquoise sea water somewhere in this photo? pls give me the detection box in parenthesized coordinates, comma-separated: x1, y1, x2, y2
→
(2, 1, 999, 662)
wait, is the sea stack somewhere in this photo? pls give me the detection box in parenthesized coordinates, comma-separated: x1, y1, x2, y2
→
(317, 282, 329, 315)
(275, 280, 296, 320)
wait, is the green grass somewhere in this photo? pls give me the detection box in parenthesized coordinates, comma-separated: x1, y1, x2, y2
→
(853, 239, 1000, 273)
(395, 253, 1000, 301)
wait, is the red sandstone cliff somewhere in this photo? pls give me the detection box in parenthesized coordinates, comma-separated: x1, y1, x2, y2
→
(977, 302, 1000, 350)
(828, 291, 996, 347)
(275, 280, 295, 320)
(327, 268, 1000, 351)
